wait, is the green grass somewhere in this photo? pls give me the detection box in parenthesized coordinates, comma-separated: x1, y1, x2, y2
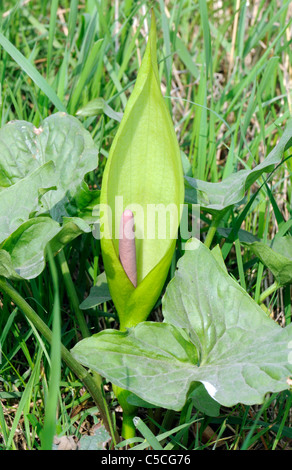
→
(0, 0, 291, 450)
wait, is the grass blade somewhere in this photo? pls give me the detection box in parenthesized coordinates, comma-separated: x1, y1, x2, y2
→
(47, 0, 58, 78)
(40, 248, 61, 450)
(133, 417, 164, 450)
(0, 32, 66, 112)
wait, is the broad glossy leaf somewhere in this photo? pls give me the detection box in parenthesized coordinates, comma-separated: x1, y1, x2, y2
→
(217, 227, 260, 244)
(163, 239, 292, 406)
(0, 217, 60, 279)
(100, 13, 184, 329)
(210, 244, 227, 272)
(0, 112, 98, 218)
(243, 236, 292, 286)
(0, 112, 98, 279)
(185, 120, 292, 214)
(0, 216, 91, 280)
(76, 98, 123, 122)
(72, 239, 292, 410)
(49, 217, 92, 254)
(0, 250, 22, 280)
(189, 383, 221, 417)
(77, 425, 111, 450)
(79, 272, 111, 310)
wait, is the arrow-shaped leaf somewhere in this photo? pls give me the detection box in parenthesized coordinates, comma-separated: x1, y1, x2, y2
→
(72, 239, 292, 410)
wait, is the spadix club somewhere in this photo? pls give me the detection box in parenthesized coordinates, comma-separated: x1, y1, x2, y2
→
(92, 197, 200, 243)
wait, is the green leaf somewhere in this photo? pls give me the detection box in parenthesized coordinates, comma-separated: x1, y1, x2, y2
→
(0, 162, 56, 243)
(72, 239, 292, 410)
(243, 236, 292, 286)
(49, 217, 92, 255)
(78, 425, 111, 450)
(0, 112, 98, 216)
(0, 32, 66, 113)
(76, 98, 123, 122)
(0, 217, 60, 279)
(100, 12, 184, 329)
(125, 393, 159, 409)
(0, 113, 98, 279)
(0, 250, 23, 280)
(71, 322, 198, 410)
(189, 383, 221, 417)
(67, 181, 100, 221)
(217, 227, 260, 244)
(210, 244, 228, 273)
(185, 120, 292, 214)
(171, 33, 199, 80)
(79, 271, 111, 310)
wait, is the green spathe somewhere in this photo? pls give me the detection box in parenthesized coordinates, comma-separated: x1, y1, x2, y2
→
(100, 13, 184, 329)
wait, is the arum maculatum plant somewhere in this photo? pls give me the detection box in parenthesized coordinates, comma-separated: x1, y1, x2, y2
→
(72, 11, 292, 444)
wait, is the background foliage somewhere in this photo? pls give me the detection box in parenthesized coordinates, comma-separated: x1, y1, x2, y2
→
(0, 0, 292, 450)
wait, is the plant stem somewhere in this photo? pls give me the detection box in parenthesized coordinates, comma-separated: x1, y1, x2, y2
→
(204, 213, 224, 249)
(258, 281, 279, 304)
(0, 276, 118, 444)
(58, 249, 90, 338)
